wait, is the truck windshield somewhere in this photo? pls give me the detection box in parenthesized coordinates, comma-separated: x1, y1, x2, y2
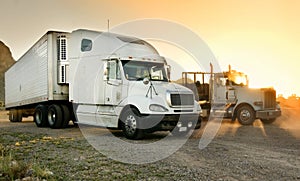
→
(122, 60, 168, 81)
(218, 74, 248, 86)
(228, 73, 248, 86)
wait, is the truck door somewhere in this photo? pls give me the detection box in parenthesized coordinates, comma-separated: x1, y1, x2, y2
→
(226, 87, 236, 104)
(105, 59, 123, 105)
(213, 77, 227, 104)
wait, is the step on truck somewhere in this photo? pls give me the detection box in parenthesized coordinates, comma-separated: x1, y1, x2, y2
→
(182, 64, 281, 125)
(5, 29, 201, 139)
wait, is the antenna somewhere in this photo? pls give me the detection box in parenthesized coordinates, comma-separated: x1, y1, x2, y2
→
(107, 19, 110, 32)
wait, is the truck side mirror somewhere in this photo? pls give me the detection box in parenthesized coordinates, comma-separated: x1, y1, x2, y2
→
(106, 59, 121, 82)
(104, 62, 108, 80)
(166, 65, 171, 81)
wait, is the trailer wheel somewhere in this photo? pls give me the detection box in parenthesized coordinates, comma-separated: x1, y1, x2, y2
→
(120, 108, 144, 140)
(60, 105, 70, 128)
(260, 118, 276, 124)
(9, 109, 22, 122)
(48, 104, 63, 129)
(34, 105, 48, 127)
(236, 105, 255, 125)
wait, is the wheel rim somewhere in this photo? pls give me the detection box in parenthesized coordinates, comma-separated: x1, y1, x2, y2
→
(240, 109, 251, 122)
(36, 110, 42, 124)
(48, 109, 56, 125)
(125, 115, 137, 135)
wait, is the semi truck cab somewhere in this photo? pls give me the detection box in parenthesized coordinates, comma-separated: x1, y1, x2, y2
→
(182, 64, 281, 125)
(68, 30, 202, 139)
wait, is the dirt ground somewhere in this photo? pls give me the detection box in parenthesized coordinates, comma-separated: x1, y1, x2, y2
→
(0, 103, 299, 180)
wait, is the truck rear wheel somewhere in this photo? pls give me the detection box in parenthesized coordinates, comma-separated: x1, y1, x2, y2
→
(9, 109, 22, 122)
(60, 105, 70, 128)
(236, 105, 255, 125)
(120, 108, 144, 140)
(34, 105, 48, 127)
(48, 104, 63, 129)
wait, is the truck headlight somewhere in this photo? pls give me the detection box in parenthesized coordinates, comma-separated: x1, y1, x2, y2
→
(149, 104, 169, 112)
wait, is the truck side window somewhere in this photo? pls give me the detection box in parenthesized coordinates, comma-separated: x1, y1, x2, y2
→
(108, 60, 121, 80)
(81, 39, 92, 52)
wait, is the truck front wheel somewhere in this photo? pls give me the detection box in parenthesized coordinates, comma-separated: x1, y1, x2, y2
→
(48, 104, 63, 129)
(34, 105, 48, 127)
(120, 108, 144, 140)
(236, 105, 256, 125)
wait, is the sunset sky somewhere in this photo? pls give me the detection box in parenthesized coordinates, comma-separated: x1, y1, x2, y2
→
(1, 0, 300, 97)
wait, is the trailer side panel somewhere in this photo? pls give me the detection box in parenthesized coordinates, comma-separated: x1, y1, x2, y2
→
(5, 35, 49, 108)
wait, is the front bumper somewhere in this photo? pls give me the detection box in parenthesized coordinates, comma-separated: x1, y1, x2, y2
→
(256, 109, 281, 119)
(140, 113, 201, 132)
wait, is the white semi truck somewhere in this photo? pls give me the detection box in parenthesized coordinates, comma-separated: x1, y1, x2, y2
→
(182, 64, 281, 125)
(5, 29, 201, 139)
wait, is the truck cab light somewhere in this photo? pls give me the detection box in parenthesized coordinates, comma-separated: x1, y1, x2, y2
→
(149, 104, 168, 112)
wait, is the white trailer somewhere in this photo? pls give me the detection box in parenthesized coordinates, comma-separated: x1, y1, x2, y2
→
(5, 29, 201, 139)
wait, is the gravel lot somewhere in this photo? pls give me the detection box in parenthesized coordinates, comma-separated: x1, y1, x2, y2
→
(0, 105, 299, 180)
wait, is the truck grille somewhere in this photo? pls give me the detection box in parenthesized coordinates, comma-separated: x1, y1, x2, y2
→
(170, 93, 194, 107)
(264, 89, 276, 109)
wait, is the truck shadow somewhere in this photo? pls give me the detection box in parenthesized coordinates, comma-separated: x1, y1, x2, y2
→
(109, 129, 172, 140)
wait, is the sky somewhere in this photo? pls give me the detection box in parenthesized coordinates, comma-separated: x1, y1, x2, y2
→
(0, 0, 300, 97)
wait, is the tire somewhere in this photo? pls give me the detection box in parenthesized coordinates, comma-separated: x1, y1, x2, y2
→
(9, 110, 17, 122)
(236, 105, 256, 125)
(48, 104, 63, 129)
(120, 108, 144, 140)
(195, 117, 202, 129)
(9, 109, 22, 122)
(60, 105, 70, 128)
(17, 110, 23, 122)
(261, 118, 276, 124)
(34, 105, 48, 127)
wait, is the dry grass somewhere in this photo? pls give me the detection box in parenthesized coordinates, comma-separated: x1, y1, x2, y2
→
(0, 136, 55, 180)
